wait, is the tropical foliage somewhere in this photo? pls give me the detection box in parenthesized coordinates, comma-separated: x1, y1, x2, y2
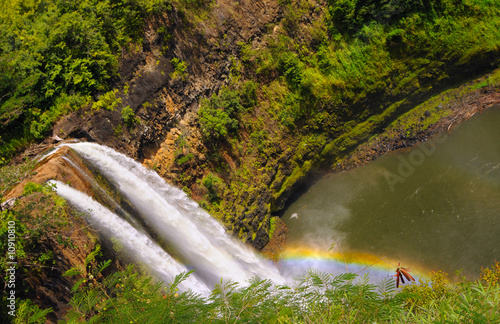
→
(198, 87, 245, 139)
(237, 0, 500, 132)
(0, 0, 171, 162)
(57, 255, 500, 323)
(0, 161, 97, 323)
(2, 0, 500, 322)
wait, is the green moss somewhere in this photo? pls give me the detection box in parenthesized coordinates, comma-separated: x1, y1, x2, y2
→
(274, 159, 313, 204)
(238, 227, 246, 240)
(321, 99, 407, 162)
(388, 67, 500, 137)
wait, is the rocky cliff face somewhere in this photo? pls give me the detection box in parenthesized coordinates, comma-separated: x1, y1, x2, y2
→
(0, 3, 295, 319)
(53, 0, 282, 159)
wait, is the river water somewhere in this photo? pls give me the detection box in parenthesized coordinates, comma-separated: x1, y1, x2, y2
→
(281, 106, 500, 282)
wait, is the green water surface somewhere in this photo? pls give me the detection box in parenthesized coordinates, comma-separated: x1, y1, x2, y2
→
(283, 106, 500, 278)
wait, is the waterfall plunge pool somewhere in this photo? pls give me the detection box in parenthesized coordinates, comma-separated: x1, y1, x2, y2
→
(281, 106, 500, 282)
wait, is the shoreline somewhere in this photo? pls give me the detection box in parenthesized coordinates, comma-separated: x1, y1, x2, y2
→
(335, 85, 500, 172)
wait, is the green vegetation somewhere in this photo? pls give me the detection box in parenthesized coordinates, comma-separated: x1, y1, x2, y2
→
(51, 254, 500, 322)
(93, 90, 122, 112)
(0, 159, 101, 323)
(2, 160, 499, 324)
(175, 153, 194, 165)
(197, 80, 258, 143)
(121, 105, 137, 127)
(240, 0, 500, 131)
(0, 182, 69, 275)
(268, 216, 278, 240)
(0, 0, 172, 163)
(337, 66, 500, 167)
(198, 0, 500, 239)
(0, 159, 37, 197)
(3, 0, 500, 321)
(198, 87, 245, 140)
(1, 180, 80, 323)
(170, 57, 188, 80)
(201, 172, 224, 203)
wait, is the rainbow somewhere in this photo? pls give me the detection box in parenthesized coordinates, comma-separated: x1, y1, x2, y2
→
(278, 246, 428, 285)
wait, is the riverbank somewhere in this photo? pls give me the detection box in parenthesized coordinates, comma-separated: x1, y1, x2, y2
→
(336, 69, 500, 171)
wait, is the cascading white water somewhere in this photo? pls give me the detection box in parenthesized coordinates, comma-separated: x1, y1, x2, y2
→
(60, 156, 144, 230)
(49, 180, 211, 295)
(54, 142, 284, 291)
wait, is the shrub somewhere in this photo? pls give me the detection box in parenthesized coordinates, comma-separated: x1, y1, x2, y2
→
(198, 101, 237, 139)
(175, 153, 194, 165)
(92, 90, 122, 112)
(197, 87, 244, 140)
(201, 172, 224, 202)
(121, 105, 136, 127)
(279, 52, 303, 90)
(63, 248, 208, 323)
(170, 57, 188, 80)
(480, 261, 500, 286)
(240, 80, 258, 109)
(400, 271, 454, 309)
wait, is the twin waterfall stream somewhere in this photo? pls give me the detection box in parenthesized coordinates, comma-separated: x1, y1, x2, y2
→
(48, 142, 284, 295)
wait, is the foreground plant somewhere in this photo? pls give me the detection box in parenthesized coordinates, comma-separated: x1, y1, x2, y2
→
(57, 252, 500, 323)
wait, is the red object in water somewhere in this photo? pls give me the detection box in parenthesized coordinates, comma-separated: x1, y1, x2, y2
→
(394, 263, 415, 288)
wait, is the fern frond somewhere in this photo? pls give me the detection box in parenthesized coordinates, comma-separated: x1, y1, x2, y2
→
(96, 259, 111, 275)
(378, 277, 397, 297)
(63, 266, 84, 277)
(168, 270, 194, 293)
(84, 245, 101, 266)
(71, 278, 87, 293)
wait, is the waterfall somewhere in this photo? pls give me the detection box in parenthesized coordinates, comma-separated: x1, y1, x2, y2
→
(49, 180, 211, 295)
(52, 142, 284, 293)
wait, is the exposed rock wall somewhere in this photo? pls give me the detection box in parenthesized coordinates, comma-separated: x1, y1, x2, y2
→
(53, 0, 283, 159)
(51, 0, 286, 249)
